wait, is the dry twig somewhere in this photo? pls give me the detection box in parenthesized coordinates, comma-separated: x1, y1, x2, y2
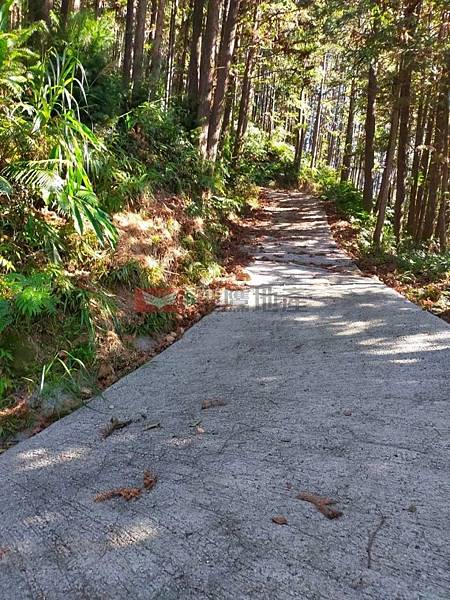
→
(100, 417, 132, 439)
(201, 399, 226, 410)
(366, 513, 386, 568)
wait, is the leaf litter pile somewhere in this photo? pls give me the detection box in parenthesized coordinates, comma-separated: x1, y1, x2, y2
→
(95, 470, 157, 503)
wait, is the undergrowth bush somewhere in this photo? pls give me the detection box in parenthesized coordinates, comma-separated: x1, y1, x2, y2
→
(0, 5, 257, 437)
(234, 125, 295, 186)
(305, 165, 450, 283)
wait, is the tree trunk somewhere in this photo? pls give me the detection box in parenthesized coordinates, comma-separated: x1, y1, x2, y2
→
(293, 89, 306, 175)
(94, 0, 102, 18)
(197, 0, 221, 157)
(340, 80, 356, 183)
(405, 92, 427, 233)
(232, 1, 260, 159)
(414, 107, 436, 240)
(310, 57, 326, 168)
(132, 0, 148, 97)
(186, 0, 205, 119)
(373, 77, 401, 246)
(436, 113, 449, 251)
(422, 62, 450, 240)
(172, 0, 190, 96)
(164, 0, 178, 105)
(28, 0, 52, 23)
(206, 0, 241, 162)
(393, 57, 413, 241)
(362, 63, 377, 212)
(393, 0, 422, 242)
(122, 0, 135, 88)
(60, 0, 73, 29)
(149, 0, 166, 97)
(220, 27, 240, 145)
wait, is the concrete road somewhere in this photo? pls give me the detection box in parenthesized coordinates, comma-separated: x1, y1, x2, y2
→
(1, 190, 449, 599)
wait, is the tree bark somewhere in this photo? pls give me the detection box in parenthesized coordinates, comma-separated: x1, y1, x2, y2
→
(362, 63, 377, 212)
(60, 0, 73, 29)
(122, 0, 135, 88)
(293, 89, 307, 175)
(197, 0, 221, 157)
(206, 0, 241, 162)
(405, 92, 427, 233)
(232, 1, 260, 159)
(149, 0, 166, 97)
(172, 0, 190, 96)
(187, 0, 205, 117)
(340, 80, 356, 183)
(393, 56, 413, 241)
(422, 62, 450, 240)
(414, 106, 436, 240)
(164, 0, 178, 104)
(373, 77, 401, 246)
(310, 57, 326, 168)
(28, 0, 52, 23)
(132, 0, 148, 96)
(393, 0, 422, 242)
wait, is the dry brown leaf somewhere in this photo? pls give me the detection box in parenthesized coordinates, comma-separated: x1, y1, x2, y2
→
(143, 470, 157, 490)
(0, 547, 10, 560)
(94, 487, 142, 502)
(0, 399, 28, 420)
(201, 399, 226, 410)
(297, 491, 343, 519)
(196, 425, 205, 434)
(272, 515, 288, 525)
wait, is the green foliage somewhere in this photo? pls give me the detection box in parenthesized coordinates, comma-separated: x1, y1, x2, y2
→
(3, 272, 56, 320)
(234, 125, 295, 186)
(0, 4, 260, 435)
(122, 102, 209, 195)
(305, 165, 371, 223)
(309, 167, 450, 284)
(0, 347, 13, 400)
(65, 11, 124, 121)
(395, 248, 450, 281)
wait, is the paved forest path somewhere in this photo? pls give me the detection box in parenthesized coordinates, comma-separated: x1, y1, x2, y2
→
(1, 190, 449, 599)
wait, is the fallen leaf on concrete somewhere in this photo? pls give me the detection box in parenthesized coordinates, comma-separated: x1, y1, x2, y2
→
(196, 425, 205, 434)
(94, 487, 142, 502)
(101, 417, 132, 439)
(0, 547, 10, 559)
(297, 491, 343, 519)
(272, 515, 288, 525)
(143, 470, 157, 490)
(188, 419, 202, 427)
(201, 399, 226, 410)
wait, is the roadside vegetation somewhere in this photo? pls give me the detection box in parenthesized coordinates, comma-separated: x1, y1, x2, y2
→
(305, 167, 450, 322)
(1, 0, 449, 443)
